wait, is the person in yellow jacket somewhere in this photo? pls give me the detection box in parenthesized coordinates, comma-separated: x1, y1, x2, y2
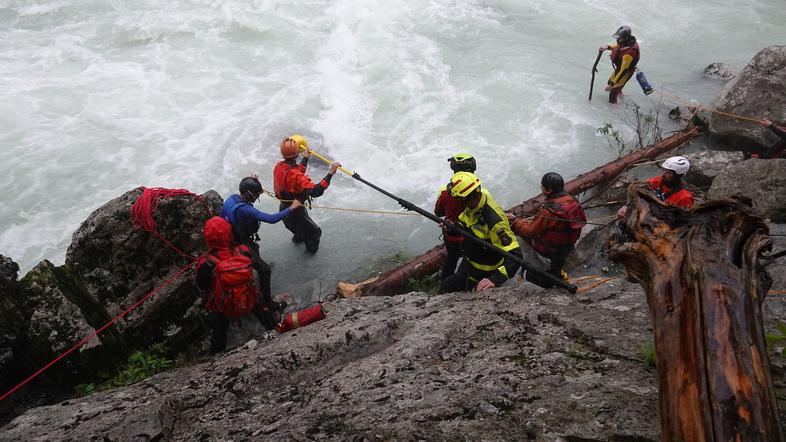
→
(599, 26, 640, 103)
(438, 172, 523, 294)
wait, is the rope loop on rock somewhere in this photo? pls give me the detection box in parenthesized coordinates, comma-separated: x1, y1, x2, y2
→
(131, 186, 207, 259)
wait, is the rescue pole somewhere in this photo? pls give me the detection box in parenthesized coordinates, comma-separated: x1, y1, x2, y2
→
(299, 145, 578, 294)
(589, 49, 603, 100)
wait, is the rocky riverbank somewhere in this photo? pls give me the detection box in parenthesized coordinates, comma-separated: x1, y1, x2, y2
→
(1, 46, 786, 439)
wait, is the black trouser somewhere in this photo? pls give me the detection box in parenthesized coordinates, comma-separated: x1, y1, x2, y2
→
(242, 239, 278, 331)
(524, 246, 571, 288)
(280, 203, 322, 254)
(208, 303, 279, 353)
(439, 260, 487, 294)
(441, 239, 463, 280)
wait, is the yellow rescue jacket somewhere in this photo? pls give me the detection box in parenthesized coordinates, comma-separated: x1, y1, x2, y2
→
(458, 189, 521, 285)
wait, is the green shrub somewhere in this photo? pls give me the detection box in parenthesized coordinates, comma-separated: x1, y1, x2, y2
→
(640, 342, 656, 369)
(765, 322, 786, 356)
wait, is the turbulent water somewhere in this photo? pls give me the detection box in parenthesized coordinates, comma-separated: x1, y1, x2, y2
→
(1, 0, 784, 299)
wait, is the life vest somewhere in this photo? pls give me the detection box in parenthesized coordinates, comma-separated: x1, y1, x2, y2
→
(458, 190, 519, 273)
(647, 176, 694, 208)
(221, 194, 260, 242)
(534, 197, 587, 254)
(201, 217, 260, 317)
(273, 162, 299, 200)
(435, 186, 464, 242)
(610, 41, 640, 77)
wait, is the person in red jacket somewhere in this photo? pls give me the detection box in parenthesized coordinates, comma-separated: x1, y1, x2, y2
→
(273, 135, 340, 254)
(434, 153, 476, 280)
(617, 156, 694, 219)
(508, 172, 586, 286)
(599, 26, 640, 103)
(755, 119, 786, 159)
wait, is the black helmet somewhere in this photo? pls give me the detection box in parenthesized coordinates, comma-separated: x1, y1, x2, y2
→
(239, 177, 263, 198)
(541, 172, 565, 192)
(613, 26, 632, 41)
(448, 153, 477, 173)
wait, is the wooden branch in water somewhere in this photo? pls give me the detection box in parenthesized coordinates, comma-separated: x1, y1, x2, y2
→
(608, 184, 783, 441)
(358, 126, 701, 297)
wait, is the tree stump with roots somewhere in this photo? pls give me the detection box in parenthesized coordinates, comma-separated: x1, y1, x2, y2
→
(608, 183, 784, 441)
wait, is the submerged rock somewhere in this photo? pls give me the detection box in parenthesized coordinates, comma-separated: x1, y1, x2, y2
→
(707, 45, 786, 151)
(703, 62, 736, 81)
(709, 158, 786, 222)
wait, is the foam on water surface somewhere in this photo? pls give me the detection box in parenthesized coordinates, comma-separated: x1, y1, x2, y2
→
(0, 0, 784, 299)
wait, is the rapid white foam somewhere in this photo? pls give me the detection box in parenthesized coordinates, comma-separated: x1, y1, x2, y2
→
(0, 0, 784, 298)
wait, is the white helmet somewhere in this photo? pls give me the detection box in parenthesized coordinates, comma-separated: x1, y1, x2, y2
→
(661, 156, 690, 175)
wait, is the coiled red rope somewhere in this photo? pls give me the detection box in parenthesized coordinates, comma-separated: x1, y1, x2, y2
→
(131, 187, 206, 259)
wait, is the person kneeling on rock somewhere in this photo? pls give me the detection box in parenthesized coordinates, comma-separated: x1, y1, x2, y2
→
(438, 172, 522, 294)
(749, 119, 786, 159)
(196, 217, 289, 353)
(508, 173, 586, 286)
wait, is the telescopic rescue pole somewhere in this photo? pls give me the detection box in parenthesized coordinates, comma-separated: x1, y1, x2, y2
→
(301, 146, 578, 294)
(589, 49, 603, 100)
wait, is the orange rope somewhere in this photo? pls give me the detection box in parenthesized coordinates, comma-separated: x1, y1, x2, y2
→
(577, 276, 622, 293)
(658, 89, 762, 123)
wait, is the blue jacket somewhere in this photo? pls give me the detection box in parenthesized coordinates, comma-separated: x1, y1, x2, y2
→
(221, 194, 292, 241)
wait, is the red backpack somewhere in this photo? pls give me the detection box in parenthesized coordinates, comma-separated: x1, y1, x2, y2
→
(202, 217, 260, 317)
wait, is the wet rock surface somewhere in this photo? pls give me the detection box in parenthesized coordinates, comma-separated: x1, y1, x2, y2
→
(708, 158, 786, 222)
(684, 149, 745, 189)
(1, 282, 664, 441)
(707, 45, 786, 150)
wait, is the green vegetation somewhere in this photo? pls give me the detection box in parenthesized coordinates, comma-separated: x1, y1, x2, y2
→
(765, 322, 786, 356)
(407, 273, 441, 295)
(640, 342, 657, 369)
(74, 343, 174, 397)
(598, 102, 664, 158)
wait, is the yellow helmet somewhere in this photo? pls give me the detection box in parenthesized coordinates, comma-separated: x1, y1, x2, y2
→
(449, 171, 481, 198)
(289, 134, 308, 150)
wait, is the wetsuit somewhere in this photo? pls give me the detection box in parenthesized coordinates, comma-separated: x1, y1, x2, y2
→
(511, 192, 586, 287)
(434, 185, 464, 280)
(608, 38, 640, 103)
(439, 189, 522, 294)
(221, 194, 293, 330)
(273, 157, 334, 254)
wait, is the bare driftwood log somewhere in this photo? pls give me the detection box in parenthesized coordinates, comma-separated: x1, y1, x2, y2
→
(358, 126, 701, 297)
(608, 184, 784, 441)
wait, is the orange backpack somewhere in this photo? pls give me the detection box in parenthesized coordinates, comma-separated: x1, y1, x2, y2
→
(205, 248, 260, 318)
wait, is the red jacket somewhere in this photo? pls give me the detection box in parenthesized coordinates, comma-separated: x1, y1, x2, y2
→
(512, 193, 586, 255)
(647, 176, 694, 208)
(273, 158, 330, 202)
(434, 187, 464, 242)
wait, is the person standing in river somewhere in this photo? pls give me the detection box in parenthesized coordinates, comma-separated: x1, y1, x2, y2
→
(273, 135, 341, 254)
(599, 26, 640, 103)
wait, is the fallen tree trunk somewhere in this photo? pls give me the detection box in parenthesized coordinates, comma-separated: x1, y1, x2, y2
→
(607, 184, 783, 441)
(358, 126, 701, 297)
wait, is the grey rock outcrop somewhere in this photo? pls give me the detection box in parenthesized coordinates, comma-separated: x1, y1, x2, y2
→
(708, 159, 786, 222)
(707, 46, 786, 151)
(685, 150, 745, 188)
(703, 62, 736, 81)
(0, 256, 25, 396)
(1, 283, 665, 441)
(0, 188, 221, 422)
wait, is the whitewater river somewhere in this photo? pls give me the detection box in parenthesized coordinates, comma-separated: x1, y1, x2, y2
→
(1, 0, 784, 299)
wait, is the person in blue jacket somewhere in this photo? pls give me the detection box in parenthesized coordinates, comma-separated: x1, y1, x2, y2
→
(221, 176, 301, 328)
